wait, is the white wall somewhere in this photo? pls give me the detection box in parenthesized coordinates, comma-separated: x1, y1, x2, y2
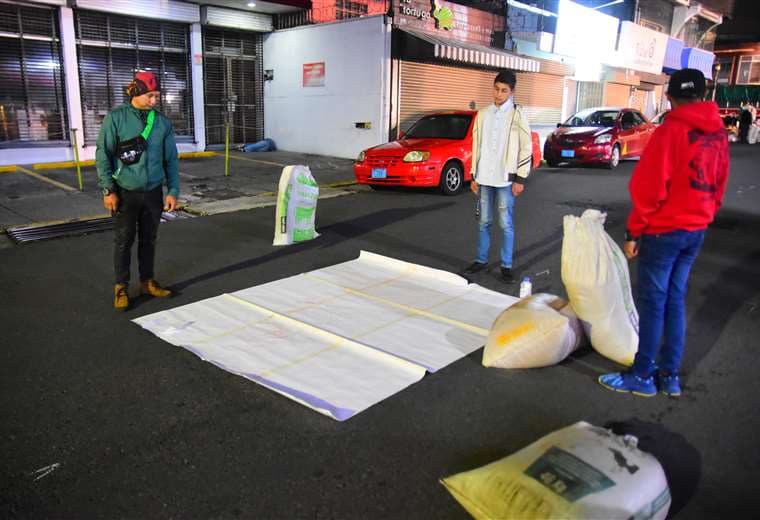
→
(264, 15, 390, 159)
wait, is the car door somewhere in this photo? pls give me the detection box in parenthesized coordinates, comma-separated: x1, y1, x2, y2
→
(618, 111, 637, 157)
(632, 111, 656, 155)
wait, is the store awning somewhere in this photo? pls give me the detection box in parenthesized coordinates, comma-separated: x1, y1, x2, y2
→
(399, 28, 540, 73)
(663, 37, 684, 72)
(681, 47, 715, 79)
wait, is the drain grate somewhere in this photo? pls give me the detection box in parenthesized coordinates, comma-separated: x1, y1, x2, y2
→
(6, 212, 194, 244)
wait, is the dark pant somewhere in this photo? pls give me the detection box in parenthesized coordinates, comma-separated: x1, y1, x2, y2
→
(631, 229, 705, 377)
(113, 186, 163, 285)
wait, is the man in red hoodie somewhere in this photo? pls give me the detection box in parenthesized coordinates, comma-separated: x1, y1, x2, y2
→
(599, 69, 729, 398)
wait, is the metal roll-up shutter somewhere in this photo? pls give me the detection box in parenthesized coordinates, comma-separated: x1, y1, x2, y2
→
(514, 72, 563, 125)
(603, 83, 631, 108)
(399, 61, 565, 132)
(576, 81, 603, 112)
(75, 10, 194, 145)
(399, 61, 495, 133)
(202, 27, 264, 146)
(0, 2, 69, 145)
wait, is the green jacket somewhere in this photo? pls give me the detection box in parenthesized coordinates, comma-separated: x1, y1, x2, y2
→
(96, 102, 180, 197)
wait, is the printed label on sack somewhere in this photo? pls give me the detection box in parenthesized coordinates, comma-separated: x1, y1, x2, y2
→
(524, 447, 615, 502)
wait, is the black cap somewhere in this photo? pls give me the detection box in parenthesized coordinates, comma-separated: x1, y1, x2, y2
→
(667, 68, 706, 99)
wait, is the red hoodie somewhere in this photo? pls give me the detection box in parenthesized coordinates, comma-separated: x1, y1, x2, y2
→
(627, 101, 729, 237)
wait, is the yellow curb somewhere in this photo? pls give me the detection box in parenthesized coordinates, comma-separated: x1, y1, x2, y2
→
(0, 165, 18, 173)
(322, 180, 357, 188)
(17, 166, 78, 192)
(179, 151, 217, 159)
(34, 160, 96, 170)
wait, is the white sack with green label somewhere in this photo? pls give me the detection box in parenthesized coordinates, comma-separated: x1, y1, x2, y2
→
(482, 293, 585, 369)
(561, 209, 639, 366)
(441, 421, 671, 520)
(273, 165, 319, 246)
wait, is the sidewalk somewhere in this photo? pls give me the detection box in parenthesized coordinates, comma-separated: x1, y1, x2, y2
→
(0, 151, 359, 233)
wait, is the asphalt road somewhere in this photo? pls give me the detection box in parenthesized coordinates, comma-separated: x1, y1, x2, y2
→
(2, 145, 759, 519)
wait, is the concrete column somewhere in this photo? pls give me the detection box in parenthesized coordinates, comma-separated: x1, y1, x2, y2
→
(59, 7, 88, 161)
(190, 23, 206, 151)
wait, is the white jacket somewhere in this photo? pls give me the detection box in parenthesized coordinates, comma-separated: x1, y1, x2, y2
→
(471, 104, 532, 184)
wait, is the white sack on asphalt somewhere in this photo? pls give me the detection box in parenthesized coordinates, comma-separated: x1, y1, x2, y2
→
(273, 165, 319, 246)
(482, 293, 585, 369)
(134, 251, 518, 421)
(441, 421, 671, 520)
(561, 209, 639, 366)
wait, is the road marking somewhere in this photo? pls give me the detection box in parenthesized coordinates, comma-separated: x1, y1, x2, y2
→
(0, 165, 18, 173)
(17, 166, 77, 192)
(226, 155, 287, 167)
(34, 160, 95, 170)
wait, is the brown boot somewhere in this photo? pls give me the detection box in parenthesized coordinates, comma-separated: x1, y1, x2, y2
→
(141, 279, 172, 298)
(114, 284, 129, 311)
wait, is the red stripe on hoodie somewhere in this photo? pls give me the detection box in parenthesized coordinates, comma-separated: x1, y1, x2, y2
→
(627, 101, 729, 238)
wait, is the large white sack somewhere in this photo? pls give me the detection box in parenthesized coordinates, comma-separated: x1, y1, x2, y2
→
(441, 421, 671, 520)
(273, 165, 320, 246)
(482, 293, 585, 369)
(561, 209, 639, 366)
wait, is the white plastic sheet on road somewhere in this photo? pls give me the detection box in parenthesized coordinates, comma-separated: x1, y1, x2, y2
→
(133, 251, 518, 420)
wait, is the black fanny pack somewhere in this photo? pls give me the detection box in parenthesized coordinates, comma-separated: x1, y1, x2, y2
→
(117, 110, 156, 165)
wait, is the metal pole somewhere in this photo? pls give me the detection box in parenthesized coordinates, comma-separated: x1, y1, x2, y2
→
(72, 128, 83, 191)
(225, 121, 230, 177)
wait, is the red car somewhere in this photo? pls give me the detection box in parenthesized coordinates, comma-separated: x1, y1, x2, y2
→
(543, 107, 656, 169)
(354, 111, 541, 196)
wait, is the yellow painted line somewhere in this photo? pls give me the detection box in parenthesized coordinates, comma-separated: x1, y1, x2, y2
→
(0, 165, 18, 173)
(34, 160, 95, 170)
(179, 151, 217, 159)
(303, 273, 489, 336)
(17, 166, 77, 192)
(227, 155, 287, 167)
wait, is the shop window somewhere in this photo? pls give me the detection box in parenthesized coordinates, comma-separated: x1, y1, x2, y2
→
(0, 3, 69, 146)
(75, 11, 194, 145)
(714, 56, 732, 84)
(737, 55, 760, 85)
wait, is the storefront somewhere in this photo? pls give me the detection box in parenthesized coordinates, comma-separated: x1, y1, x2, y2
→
(389, 0, 545, 137)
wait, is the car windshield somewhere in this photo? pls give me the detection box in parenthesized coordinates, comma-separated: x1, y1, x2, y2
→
(405, 114, 472, 140)
(563, 109, 620, 127)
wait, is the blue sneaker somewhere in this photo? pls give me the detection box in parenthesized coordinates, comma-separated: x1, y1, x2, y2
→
(657, 372, 682, 397)
(598, 371, 657, 397)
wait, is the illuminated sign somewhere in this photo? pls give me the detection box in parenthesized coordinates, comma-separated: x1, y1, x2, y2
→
(393, 0, 504, 46)
(553, 0, 618, 63)
(615, 21, 668, 74)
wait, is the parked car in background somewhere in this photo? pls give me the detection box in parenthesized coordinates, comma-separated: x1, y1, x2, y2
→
(652, 110, 669, 125)
(354, 111, 541, 196)
(543, 107, 656, 169)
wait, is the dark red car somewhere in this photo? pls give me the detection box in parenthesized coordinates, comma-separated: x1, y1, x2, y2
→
(354, 111, 541, 196)
(543, 107, 656, 169)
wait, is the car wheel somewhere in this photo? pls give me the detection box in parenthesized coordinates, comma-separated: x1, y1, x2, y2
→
(606, 144, 621, 169)
(440, 161, 464, 196)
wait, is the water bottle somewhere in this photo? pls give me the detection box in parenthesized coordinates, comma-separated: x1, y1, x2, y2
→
(519, 276, 532, 298)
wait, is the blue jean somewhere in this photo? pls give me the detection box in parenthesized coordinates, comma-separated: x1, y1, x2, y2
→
(631, 229, 705, 377)
(475, 185, 515, 268)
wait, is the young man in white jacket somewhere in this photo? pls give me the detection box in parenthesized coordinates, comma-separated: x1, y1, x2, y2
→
(464, 70, 533, 283)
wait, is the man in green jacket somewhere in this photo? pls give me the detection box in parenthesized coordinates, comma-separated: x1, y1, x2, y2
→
(96, 71, 179, 311)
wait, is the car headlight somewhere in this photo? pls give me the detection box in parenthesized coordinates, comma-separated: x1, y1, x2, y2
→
(594, 134, 613, 144)
(403, 151, 430, 163)
(357, 151, 366, 162)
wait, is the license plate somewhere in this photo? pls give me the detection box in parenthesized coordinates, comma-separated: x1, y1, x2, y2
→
(371, 168, 387, 179)
(561, 149, 575, 158)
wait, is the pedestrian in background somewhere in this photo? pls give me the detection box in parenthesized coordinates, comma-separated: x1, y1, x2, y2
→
(96, 70, 179, 311)
(464, 70, 533, 283)
(599, 69, 729, 397)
